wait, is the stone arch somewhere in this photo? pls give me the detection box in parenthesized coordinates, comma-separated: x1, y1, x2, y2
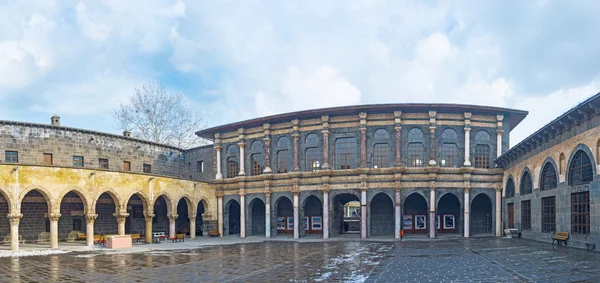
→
(520, 167, 533, 195)
(301, 194, 323, 236)
(19, 185, 54, 212)
(176, 195, 193, 235)
(123, 191, 150, 214)
(225, 199, 241, 235)
(57, 187, 92, 214)
(504, 175, 515, 198)
(197, 198, 211, 216)
(436, 191, 462, 208)
(93, 189, 122, 212)
(539, 157, 559, 190)
(470, 193, 493, 234)
(367, 190, 394, 205)
(153, 193, 174, 215)
(0, 185, 15, 214)
(274, 195, 294, 236)
(370, 192, 394, 236)
(301, 192, 324, 209)
(248, 198, 266, 236)
(566, 144, 597, 184)
(177, 195, 194, 215)
(403, 191, 429, 233)
(436, 192, 461, 233)
(404, 191, 429, 207)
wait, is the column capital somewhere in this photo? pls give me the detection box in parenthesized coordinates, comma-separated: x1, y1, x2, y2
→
(113, 212, 130, 219)
(496, 129, 504, 135)
(321, 129, 330, 135)
(144, 213, 155, 222)
(264, 191, 271, 198)
(85, 213, 98, 221)
(214, 145, 222, 151)
(237, 142, 246, 148)
(48, 212, 61, 222)
(464, 127, 471, 132)
(463, 187, 471, 193)
(495, 187, 503, 192)
(215, 191, 225, 198)
(168, 214, 179, 221)
(8, 213, 23, 224)
(189, 216, 197, 221)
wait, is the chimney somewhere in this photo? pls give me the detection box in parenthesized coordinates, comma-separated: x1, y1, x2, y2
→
(51, 114, 60, 126)
(123, 129, 131, 137)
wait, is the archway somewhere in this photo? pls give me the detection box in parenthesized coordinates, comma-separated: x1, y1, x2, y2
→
(437, 193, 460, 234)
(20, 190, 50, 245)
(224, 200, 240, 235)
(58, 191, 86, 245)
(153, 196, 170, 234)
(196, 200, 206, 236)
(370, 193, 394, 237)
(95, 192, 118, 236)
(125, 194, 146, 236)
(403, 193, 428, 234)
(248, 199, 265, 236)
(0, 192, 9, 244)
(332, 193, 360, 237)
(176, 199, 190, 235)
(302, 195, 323, 236)
(274, 197, 293, 236)
(470, 194, 493, 235)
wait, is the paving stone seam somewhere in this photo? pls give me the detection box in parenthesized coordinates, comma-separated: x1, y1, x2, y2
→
(465, 246, 532, 282)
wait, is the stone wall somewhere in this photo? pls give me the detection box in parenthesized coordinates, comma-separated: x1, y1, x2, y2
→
(184, 145, 215, 182)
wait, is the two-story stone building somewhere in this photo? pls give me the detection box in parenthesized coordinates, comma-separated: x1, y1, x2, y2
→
(196, 104, 527, 240)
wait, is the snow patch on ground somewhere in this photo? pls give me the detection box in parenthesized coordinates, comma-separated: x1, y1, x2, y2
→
(0, 250, 70, 258)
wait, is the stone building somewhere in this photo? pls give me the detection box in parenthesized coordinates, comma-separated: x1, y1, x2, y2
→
(196, 104, 527, 240)
(496, 93, 600, 248)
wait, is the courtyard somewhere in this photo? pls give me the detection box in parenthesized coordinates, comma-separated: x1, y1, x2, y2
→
(0, 237, 598, 282)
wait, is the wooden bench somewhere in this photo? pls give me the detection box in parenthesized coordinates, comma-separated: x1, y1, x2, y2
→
(209, 230, 220, 237)
(130, 234, 143, 242)
(171, 234, 185, 242)
(77, 233, 87, 240)
(552, 232, 569, 246)
(509, 229, 522, 238)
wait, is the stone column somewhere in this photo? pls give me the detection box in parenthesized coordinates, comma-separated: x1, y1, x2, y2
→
(395, 190, 401, 239)
(322, 130, 330, 169)
(496, 129, 504, 158)
(323, 190, 329, 239)
(265, 193, 271, 238)
(168, 214, 178, 239)
(240, 194, 246, 238)
(8, 214, 22, 252)
(215, 145, 223, 179)
(496, 188, 502, 237)
(293, 192, 299, 239)
(360, 128, 367, 168)
(263, 138, 272, 173)
(115, 212, 129, 235)
(49, 212, 60, 249)
(429, 187, 436, 238)
(217, 196, 223, 237)
(292, 134, 300, 171)
(464, 127, 471, 166)
(395, 126, 402, 166)
(464, 188, 470, 238)
(238, 142, 246, 175)
(361, 190, 367, 239)
(86, 214, 97, 247)
(429, 126, 437, 166)
(189, 216, 196, 239)
(144, 213, 154, 244)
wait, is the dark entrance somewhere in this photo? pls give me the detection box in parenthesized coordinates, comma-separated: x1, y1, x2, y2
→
(176, 199, 190, 235)
(332, 193, 361, 237)
(507, 203, 514, 229)
(59, 191, 86, 243)
(370, 193, 394, 237)
(275, 197, 293, 236)
(470, 194, 493, 234)
(21, 190, 50, 245)
(302, 195, 323, 235)
(226, 200, 240, 235)
(196, 201, 205, 236)
(95, 192, 118, 235)
(403, 193, 428, 234)
(249, 199, 265, 236)
(153, 196, 169, 234)
(437, 193, 460, 234)
(125, 194, 145, 235)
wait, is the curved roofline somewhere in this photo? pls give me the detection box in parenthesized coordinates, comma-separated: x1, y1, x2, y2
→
(196, 103, 528, 140)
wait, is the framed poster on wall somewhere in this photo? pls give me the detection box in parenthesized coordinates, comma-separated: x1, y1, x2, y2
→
(276, 217, 286, 230)
(311, 217, 322, 230)
(436, 215, 440, 230)
(403, 215, 413, 230)
(415, 215, 426, 230)
(287, 217, 294, 230)
(304, 217, 309, 231)
(443, 215, 455, 229)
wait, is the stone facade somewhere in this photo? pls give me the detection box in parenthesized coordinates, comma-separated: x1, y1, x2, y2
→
(497, 93, 600, 249)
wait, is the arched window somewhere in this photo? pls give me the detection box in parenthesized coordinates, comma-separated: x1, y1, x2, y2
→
(334, 137, 357, 169)
(569, 150, 593, 186)
(276, 137, 291, 173)
(540, 162, 557, 190)
(407, 128, 425, 167)
(520, 171, 532, 195)
(226, 145, 239, 178)
(374, 129, 390, 140)
(305, 133, 320, 171)
(249, 141, 264, 176)
(505, 178, 515, 198)
(441, 128, 458, 168)
(373, 144, 391, 168)
(474, 130, 491, 169)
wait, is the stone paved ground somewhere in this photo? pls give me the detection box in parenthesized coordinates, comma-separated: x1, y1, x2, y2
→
(368, 237, 600, 282)
(0, 237, 599, 282)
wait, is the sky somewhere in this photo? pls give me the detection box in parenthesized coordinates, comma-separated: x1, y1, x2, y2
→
(1, 0, 599, 146)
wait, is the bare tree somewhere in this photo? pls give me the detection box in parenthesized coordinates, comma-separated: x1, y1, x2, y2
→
(113, 80, 207, 148)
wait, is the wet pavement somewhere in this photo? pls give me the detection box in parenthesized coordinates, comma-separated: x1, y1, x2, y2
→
(0, 241, 392, 282)
(1, 238, 600, 282)
(368, 237, 600, 282)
